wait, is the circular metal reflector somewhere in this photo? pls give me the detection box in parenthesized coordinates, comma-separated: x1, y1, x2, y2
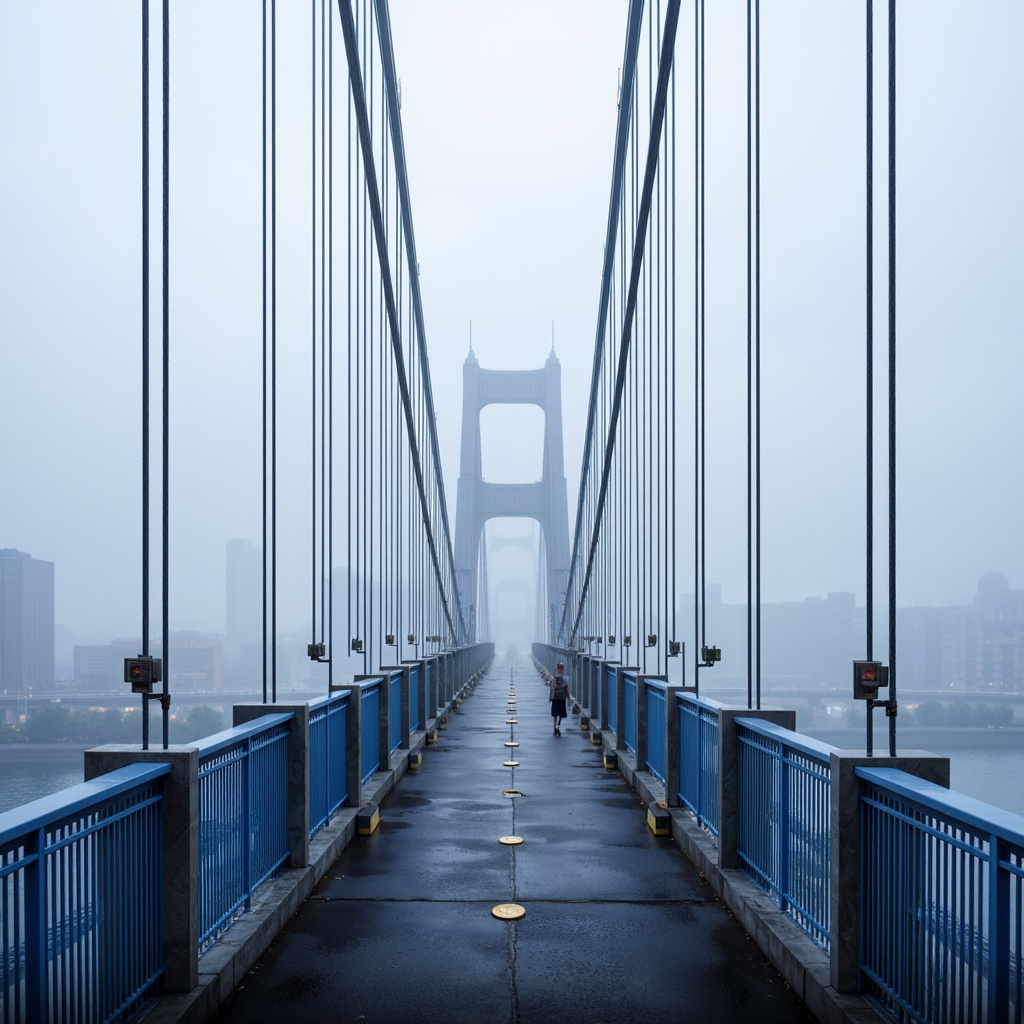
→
(492, 903, 526, 921)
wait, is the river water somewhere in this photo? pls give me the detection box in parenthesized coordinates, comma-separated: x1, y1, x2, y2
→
(1, 738, 1023, 819)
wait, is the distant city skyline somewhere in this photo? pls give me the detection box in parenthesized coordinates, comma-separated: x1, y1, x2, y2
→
(0, 548, 54, 694)
(16, 535, 1016, 699)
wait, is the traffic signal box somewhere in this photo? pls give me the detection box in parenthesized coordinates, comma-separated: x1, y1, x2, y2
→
(124, 655, 162, 694)
(852, 660, 889, 701)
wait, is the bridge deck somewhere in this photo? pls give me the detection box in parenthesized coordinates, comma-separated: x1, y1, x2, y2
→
(209, 655, 815, 1023)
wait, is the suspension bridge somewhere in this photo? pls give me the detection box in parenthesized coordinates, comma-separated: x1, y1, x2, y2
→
(1, 2, 1022, 1023)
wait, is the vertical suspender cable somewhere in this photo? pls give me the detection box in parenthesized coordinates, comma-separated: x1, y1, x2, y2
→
(141, 0, 151, 749)
(746, 0, 762, 710)
(161, 0, 170, 748)
(321, 0, 327, 651)
(746, 0, 753, 711)
(887, 0, 897, 756)
(262, 0, 269, 704)
(328, 0, 334, 687)
(693, 0, 700, 696)
(866, 0, 874, 667)
(695, 0, 706, 695)
(754, 0, 761, 710)
(142, 0, 150, 660)
(346, 50, 353, 661)
(567, 0, 682, 646)
(670, 50, 677, 673)
(559, 0, 643, 645)
(699, 0, 706, 671)
(864, 0, 874, 752)
(311, 0, 318, 650)
(272, 0, 278, 702)
(339, 0, 465, 647)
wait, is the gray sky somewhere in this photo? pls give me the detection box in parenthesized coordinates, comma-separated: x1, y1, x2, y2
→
(1, 1, 1022, 648)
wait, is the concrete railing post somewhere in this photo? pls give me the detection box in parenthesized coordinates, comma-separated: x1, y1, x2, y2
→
(335, 682, 363, 807)
(233, 702, 311, 868)
(425, 656, 439, 722)
(84, 745, 199, 992)
(830, 750, 950, 993)
(381, 665, 412, 750)
(402, 659, 429, 734)
(596, 659, 619, 730)
(614, 667, 637, 752)
(716, 705, 795, 870)
(663, 686, 689, 807)
(588, 656, 599, 719)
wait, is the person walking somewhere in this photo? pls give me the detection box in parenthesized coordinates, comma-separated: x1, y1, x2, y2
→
(550, 663, 569, 736)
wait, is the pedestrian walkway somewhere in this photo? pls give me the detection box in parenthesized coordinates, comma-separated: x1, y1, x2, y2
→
(210, 652, 816, 1023)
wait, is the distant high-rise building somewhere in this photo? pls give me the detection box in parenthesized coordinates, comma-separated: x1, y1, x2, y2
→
(0, 548, 55, 693)
(940, 572, 1024, 692)
(74, 634, 224, 693)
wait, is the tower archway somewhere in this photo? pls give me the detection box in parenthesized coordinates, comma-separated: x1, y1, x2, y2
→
(453, 349, 570, 641)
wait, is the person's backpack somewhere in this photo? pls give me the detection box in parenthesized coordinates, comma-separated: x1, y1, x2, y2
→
(554, 677, 568, 700)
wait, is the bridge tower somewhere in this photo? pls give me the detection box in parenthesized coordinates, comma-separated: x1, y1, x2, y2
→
(453, 349, 571, 642)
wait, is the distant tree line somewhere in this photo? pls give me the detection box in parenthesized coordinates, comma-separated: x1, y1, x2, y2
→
(843, 700, 1015, 729)
(0, 704, 227, 745)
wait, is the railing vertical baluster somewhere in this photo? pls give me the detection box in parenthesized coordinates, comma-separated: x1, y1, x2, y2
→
(778, 739, 789, 913)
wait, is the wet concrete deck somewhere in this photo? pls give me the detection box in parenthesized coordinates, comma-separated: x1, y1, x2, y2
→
(209, 653, 816, 1023)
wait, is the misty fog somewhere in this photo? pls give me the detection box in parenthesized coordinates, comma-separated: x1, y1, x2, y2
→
(1, 2, 1021, 689)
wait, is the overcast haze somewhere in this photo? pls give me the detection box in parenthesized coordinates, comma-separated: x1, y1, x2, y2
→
(1, 2, 1021, 655)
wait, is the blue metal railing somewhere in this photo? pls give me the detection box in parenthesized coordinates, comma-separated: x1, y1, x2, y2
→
(197, 713, 292, 950)
(409, 664, 422, 733)
(857, 766, 1024, 1024)
(622, 671, 638, 755)
(736, 718, 835, 952)
(645, 680, 668, 782)
(678, 695, 720, 835)
(308, 691, 350, 839)
(605, 664, 617, 734)
(1, 763, 170, 1024)
(388, 670, 403, 755)
(360, 680, 382, 784)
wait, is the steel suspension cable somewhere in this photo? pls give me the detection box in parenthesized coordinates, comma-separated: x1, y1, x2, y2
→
(559, 0, 644, 643)
(311, 0, 317, 651)
(338, 0, 463, 644)
(262, 0, 268, 703)
(755, 0, 762, 710)
(159, 0, 170, 747)
(866, 0, 874, 668)
(346, 40, 353, 661)
(142, 0, 151, 681)
(320, 0, 328, 651)
(887, 0, 897, 756)
(374, 0, 467, 640)
(328, 0, 334, 687)
(693, 0, 706, 694)
(670, 53, 677, 669)
(747, 0, 753, 711)
(271, 0, 278, 701)
(140, 0, 153, 749)
(568, 0, 683, 645)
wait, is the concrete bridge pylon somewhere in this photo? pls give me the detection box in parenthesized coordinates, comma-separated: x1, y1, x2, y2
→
(453, 348, 570, 642)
